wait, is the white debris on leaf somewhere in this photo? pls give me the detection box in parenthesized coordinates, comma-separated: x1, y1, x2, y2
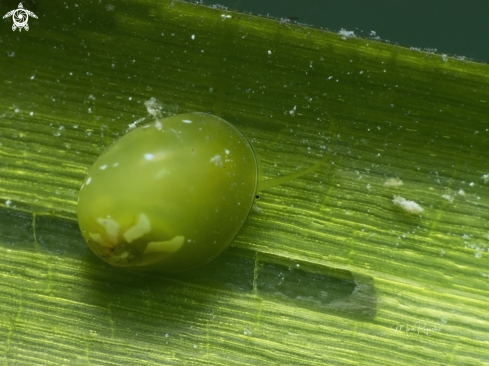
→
(384, 177, 403, 187)
(482, 174, 489, 184)
(144, 97, 164, 119)
(128, 117, 146, 130)
(392, 195, 424, 214)
(338, 29, 355, 40)
(442, 194, 454, 203)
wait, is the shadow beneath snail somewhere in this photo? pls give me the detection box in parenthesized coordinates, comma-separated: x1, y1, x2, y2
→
(0, 210, 377, 326)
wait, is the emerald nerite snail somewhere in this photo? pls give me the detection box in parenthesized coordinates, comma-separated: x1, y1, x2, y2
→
(77, 112, 326, 272)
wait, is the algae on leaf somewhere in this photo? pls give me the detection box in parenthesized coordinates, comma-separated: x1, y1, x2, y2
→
(1, 1, 488, 365)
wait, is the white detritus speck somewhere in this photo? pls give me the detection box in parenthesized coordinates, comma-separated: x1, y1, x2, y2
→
(384, 177, 403, 187)
(338, 28, 355, 40)
(128, 117, 146, 130)
(113, 162, 119, 167)
(482, 174, 489, 184)
(100, 165, 107, 170)
(154, 120, 162, 130)
(144, 153, 154, 161)
(191, 35, 195, 40)
(442, 194, 454, 203)
(392, 195, 424, 214)
(5, 200, 11, 207)
(458, 189, 465, 196)
(225, 149, 230, 155)
(144, 97, 163, 119)
(86, 177, 92, 185)
(182, 119, 192, 124)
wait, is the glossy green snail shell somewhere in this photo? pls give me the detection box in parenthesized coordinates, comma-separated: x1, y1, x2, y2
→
(77, 112, 258, 272)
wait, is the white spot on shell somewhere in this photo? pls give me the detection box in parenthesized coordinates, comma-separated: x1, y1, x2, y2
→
(144, 153, 154, 161)
(210, 154, 223, 167)
(182, 119, 192, 124)
(144, 236, 185, 254)
(100, 165, 107, 170)
(392, 195, 423, 214)
(123, 213, 151, 243)
(155, 169, 170, 179)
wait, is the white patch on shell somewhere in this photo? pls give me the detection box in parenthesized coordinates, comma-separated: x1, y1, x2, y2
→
(89, 232, 103, 244)
(392, 195, 424, 214)
(123, 213, 151, 243)
(96, 217, 120, 244)
(210, 154, 223, 167)
(155, 169, 170, 179)
(144, 236, 185, 254)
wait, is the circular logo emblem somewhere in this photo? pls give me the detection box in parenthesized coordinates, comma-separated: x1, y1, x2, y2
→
(3, 3, 38, 32)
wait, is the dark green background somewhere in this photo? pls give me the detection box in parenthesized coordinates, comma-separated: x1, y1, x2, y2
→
(211, 0, 489, 63)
